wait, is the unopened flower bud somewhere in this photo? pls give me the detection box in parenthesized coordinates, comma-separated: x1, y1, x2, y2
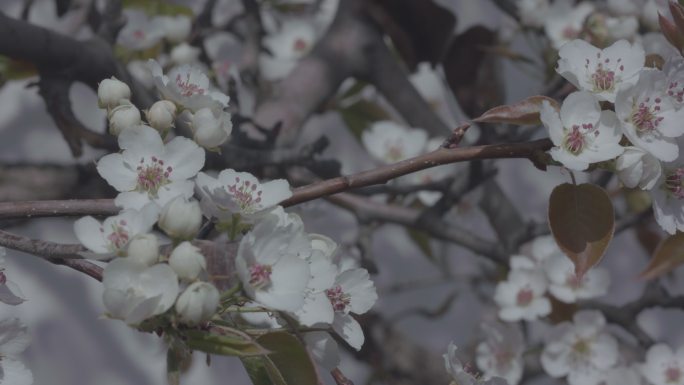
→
(98, 77, 131, 109)
(192, 107, 232, 149)
(159, 196, 202, 240)
(168, 241, 206, 281)
(170, 43, 200, 65)
(175, 281, 220, 325)
(108, 101, 141, 136)
(126, 233, 159, 266)
(146, 100, 177, 131)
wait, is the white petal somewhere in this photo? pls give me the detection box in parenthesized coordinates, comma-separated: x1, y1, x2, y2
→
(97, 153, 137, 192)
(332, 314, 364, 350)
(0, 358, 33, 385)
(74, 216, 109, 253)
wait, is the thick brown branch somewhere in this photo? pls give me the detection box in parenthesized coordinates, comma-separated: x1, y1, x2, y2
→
(0, 229, 85, 259)
(283, 138, 552, 206)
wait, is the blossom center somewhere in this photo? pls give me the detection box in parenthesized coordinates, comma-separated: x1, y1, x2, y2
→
(104, 220, 129, 251)
(227, 176, 263, 212)
(384, 140, 405, 162)
(592, 67, 615, 92)
(562, 26, 579, 40)
(175, 73, 206, 97)
(665, 168, 684, 199)
(326, 285, 351, 313)
(668, 81, 684, 104)
(136, 156, 172, 196)
(665, 366, 682, 383)
(571, 338, 591, 356)
(249, 263, 272, 289)
(516, 288, 534, 306)
(631, 97, 664, 134)
(562, 124, 592, 155)
(293, 38, 308, 52)
(566, 273, 583, 289)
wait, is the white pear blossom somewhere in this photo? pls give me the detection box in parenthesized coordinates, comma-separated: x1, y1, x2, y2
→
(168, 242, 207, 281)
(362, 121, 428, 164)
(616, 146, 662, 190)
(175, 281, 220, 325)
(108, 101, 142, 136)
(97, 77, 131, 109)
(260, 19, 316, 80)
(616, 70, 684, 162)
(517, 0, 550, 28)
(640, 344, 684, 385)
(146, 100, 177, 132)
(159, 196, 202, 240)
(102, 258, 179, 325)
(128, 60, 155, 89)
(444, 343, 509, 385)
(158, 15, 192, 44)
(544, 0, 595, 49)
(476, 322, 524, 385)
(74, 204, 159, 259)
(117, 9, 165, 51)
(543, 253, 610, 303)
(148, 60, 230, 112)
(494, 256, 551, 322)
(196, 169, 292, 224)
(650, 157, 684, 234)
(170, 42, 201, 65)
(96, 125, 205, 210)
(556, 39, 644, 103)
(0, 249, 24, 305)
(326, 268, 377, 350)
(541, 311, 619, 385)
(0, 318, 32, 385)
(541, 91, 624, 171)
(236, 212, 311, 312)
(126, 233, 160, 266)
(190, 107, 233, 149)
(293, 234, 339, 327)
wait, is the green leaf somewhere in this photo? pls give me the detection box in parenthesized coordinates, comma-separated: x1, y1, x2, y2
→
(339, 99, 390, 140)
(406, 228, 435, 262)
(640, 233, 684, 280)
(122, 0, 193, 16)
(0, 56, 38, 81)
(472, 95, 559, 126)
(548, 183, 615, 279)
(241, 332, 320, 385)
(185, 328, 267, 357)
(167, 338, 192, 385)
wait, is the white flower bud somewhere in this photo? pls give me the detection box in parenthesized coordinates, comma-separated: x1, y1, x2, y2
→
(126, 233, 159, 266)
(146, 100, 177, 131)
(159, 196, 202, 240)
(98, 77, 131, 109)
(175, 281, 220, 325)
(170, 43, 201, 65)
(168, 241, 206, 281)
(191, 107, 232, 149)
(108, 101, 142, 136)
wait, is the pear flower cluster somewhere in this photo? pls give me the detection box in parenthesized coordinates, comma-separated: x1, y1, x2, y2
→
(494, 236, 609, 323)
(540, 37, 684, 234)
(77, 62, 378, 376)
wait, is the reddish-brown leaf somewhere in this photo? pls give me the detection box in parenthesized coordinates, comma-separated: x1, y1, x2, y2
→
(473, 96, 560, 126)
(639, 233, 684, 280)
(548, 183, 615, 279)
